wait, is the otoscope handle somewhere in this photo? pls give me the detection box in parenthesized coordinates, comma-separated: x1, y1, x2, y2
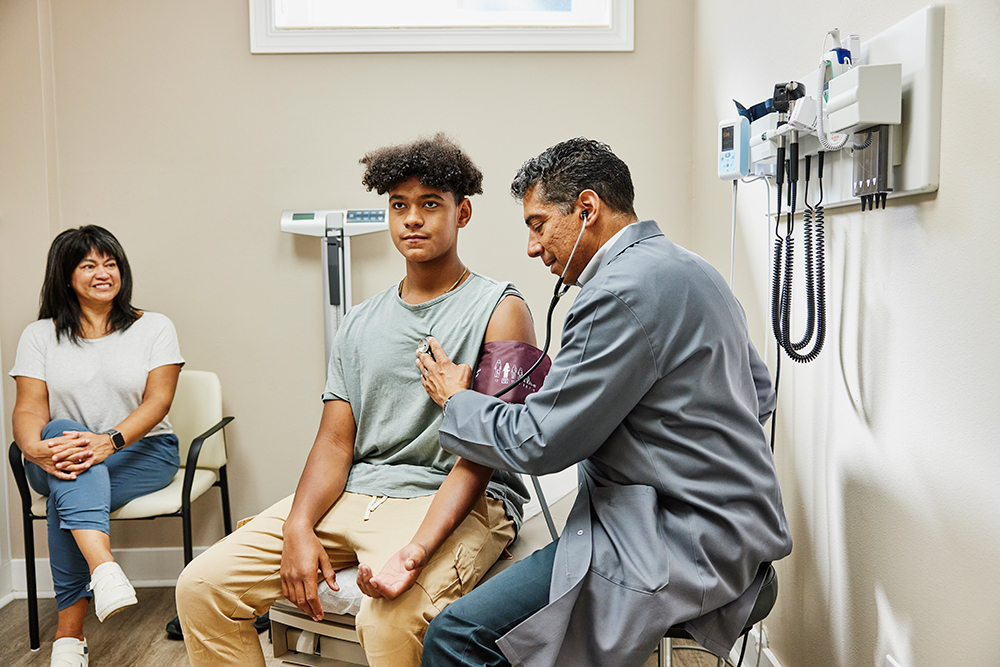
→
(775, 145, 786, 187)
(788, 139, 799, 184)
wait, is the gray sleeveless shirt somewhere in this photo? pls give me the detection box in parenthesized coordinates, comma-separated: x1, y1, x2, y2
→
(323, 271, 529, 527)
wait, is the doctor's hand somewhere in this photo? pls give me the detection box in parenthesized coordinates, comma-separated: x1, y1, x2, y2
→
(356, 543, 427, 601)
(418, 337, 472, 407)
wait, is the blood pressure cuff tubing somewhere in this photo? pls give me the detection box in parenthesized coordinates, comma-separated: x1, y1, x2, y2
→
(472, 340, 551, 404)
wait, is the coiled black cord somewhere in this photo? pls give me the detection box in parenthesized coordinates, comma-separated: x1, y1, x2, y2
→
(791, 179, 816, 351)
(771, 153, 827, 364)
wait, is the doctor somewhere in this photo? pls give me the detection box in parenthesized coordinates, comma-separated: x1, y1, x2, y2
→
(417, 138, 793, 666)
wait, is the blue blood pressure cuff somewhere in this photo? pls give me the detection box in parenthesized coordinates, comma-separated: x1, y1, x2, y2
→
(473, 341, 551, 404)
(735, 97, 775, 123)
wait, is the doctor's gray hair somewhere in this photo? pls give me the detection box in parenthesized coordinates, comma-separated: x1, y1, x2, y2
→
(510, 138, 636, 217)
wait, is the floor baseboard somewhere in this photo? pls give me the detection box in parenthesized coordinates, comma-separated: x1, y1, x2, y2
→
(10, 546, 210, 598)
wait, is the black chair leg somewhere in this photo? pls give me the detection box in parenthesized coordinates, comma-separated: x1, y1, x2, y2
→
(171, 507, 194, 641)
(219, 466, 233, 535)
(24, 512, 40, 651)
(182, 506, 194, 566)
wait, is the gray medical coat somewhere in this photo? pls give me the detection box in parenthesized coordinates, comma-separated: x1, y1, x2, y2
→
(439, 220, 792, 666)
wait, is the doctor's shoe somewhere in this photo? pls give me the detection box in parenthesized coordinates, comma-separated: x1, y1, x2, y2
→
(50, 637, 88, 666)
(89, 561, 137, 622)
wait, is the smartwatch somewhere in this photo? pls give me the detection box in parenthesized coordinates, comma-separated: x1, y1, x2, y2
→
(105, 429, 126, 452)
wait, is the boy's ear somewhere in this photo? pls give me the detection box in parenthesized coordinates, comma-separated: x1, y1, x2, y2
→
(456, 197, 472, 228)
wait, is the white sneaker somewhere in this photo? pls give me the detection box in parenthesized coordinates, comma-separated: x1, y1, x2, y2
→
(88, 561, 137, 622)
(51, 637, 88, 666)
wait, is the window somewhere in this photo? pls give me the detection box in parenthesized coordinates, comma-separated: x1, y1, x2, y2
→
(249, 0, 633, 53)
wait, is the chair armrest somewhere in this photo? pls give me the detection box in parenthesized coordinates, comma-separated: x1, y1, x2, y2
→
(8, 442, 35, 510)
(181, 416, 234, 504)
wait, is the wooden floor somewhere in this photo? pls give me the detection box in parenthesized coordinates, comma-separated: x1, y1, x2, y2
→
(0, 588, 720, 666)
(0, 588, 282, 667)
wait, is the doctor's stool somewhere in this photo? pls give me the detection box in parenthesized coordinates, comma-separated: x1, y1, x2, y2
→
(659, 563, 778, 667)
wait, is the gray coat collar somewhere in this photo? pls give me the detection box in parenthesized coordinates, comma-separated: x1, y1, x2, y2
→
(598, 219, 664, 273)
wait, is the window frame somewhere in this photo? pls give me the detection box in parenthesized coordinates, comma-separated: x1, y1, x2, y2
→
(248, 0, 634, 53)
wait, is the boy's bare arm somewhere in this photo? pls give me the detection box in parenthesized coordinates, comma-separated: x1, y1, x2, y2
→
(281, 399, 356, 620)
(356, 295, 536, 600)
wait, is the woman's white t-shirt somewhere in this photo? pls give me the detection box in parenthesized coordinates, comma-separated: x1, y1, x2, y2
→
(9, 312, 185, 436)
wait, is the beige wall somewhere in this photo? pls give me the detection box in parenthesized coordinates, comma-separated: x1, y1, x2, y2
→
(1, 0, 693, 551)
(7, 2, 998, 665)
(691, 1, 1000, 666)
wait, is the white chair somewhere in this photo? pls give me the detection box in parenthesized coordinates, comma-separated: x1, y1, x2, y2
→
(8, 369, 234, 651)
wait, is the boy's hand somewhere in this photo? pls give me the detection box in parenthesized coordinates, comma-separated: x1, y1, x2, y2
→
(281, 525, 338, 621)
(356, 543, 427, 600)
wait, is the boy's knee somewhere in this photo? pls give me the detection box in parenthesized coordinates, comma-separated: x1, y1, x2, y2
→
(175, 554, 222, 615)
(175, 562, 201, 613)
(356, 593, 432, 664)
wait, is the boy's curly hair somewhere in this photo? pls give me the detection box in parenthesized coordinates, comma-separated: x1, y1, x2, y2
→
(360, 133, 484, 202)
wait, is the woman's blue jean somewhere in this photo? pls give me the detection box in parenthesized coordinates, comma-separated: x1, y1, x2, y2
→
(24, 419, 179, 611)
(422, 540, 558, 666)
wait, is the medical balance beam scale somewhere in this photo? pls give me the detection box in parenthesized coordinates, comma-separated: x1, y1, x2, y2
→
(281, 209, 388, 365)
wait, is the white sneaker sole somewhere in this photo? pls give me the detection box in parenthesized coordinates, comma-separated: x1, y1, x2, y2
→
(95, 591, 138, 622)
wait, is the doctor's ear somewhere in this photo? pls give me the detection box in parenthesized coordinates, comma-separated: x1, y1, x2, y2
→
(576, 189, 600, 223)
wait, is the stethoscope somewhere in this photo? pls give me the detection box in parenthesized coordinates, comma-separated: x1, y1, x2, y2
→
(416, 210, 589, 399)
(494, 209, 588, 398)
(417, 210, 589, 541)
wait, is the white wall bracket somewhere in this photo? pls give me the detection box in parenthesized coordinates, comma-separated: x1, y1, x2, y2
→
(749, 4, 944, 210)
(817, 4, 944, 209)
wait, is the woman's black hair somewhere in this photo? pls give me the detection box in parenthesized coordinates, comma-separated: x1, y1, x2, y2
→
(39, 225, 139, 344)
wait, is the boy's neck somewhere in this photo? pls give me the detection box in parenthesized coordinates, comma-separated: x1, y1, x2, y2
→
(399, 257, 469, 305)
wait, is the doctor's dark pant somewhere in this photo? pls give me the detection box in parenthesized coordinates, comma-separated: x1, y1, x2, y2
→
(422, 540, 558, 666)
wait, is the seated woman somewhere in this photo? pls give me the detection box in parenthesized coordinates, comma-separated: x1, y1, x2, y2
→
(10, 225, 185, 667)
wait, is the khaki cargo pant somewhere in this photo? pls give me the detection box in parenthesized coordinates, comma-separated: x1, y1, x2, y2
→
(176, 492, 514, 667)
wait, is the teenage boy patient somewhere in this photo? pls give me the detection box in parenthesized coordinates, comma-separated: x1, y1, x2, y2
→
(176, 134, 540, 667)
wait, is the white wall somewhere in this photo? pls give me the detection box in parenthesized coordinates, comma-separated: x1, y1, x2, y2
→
(7, 3, 998, 665)
(691, 2, 1000, 666)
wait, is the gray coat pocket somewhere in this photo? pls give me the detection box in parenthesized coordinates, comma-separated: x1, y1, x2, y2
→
(589, 483, 669, 594)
